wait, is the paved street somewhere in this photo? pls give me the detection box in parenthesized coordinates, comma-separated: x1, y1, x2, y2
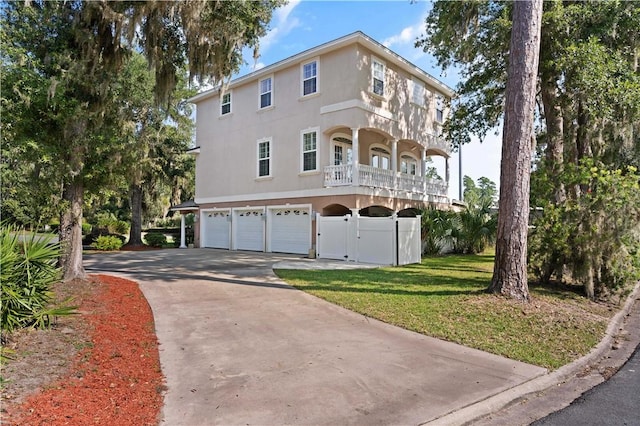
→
(533, 344, 640, 426)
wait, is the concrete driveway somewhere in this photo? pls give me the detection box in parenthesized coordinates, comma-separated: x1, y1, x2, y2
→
(84, 249, 546, 426)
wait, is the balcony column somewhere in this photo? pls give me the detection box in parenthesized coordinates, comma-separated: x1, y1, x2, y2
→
(391, 139, 398, 173)
(421, 147, 427, 178)
(445, 156, 451, 186)
(351, 127, 359, 187)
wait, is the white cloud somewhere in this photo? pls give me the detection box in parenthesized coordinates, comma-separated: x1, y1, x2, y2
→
(260, 0, 302, 52)
(383, 25, 419, 49)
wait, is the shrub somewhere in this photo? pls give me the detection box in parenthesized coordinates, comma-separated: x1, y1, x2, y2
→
(1, 223, 76, 333)
(420, 207, 457, 255)
(144, 232, 166, 247)
(90, 235, 123, 251)
(82, 223, 92, 236)
(529, 161, 640, 299)
(95, 212, 129, 235)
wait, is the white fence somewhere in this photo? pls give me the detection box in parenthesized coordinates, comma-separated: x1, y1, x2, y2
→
(316, 213, 421, 266)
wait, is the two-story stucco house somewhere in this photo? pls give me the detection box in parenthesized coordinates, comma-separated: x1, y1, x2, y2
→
(186, 31, 454, 255)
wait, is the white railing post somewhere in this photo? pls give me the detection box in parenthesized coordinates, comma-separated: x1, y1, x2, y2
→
(351, 127, 359, 187)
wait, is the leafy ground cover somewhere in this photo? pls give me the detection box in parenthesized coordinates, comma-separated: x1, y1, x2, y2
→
(276, 252, 615, 369)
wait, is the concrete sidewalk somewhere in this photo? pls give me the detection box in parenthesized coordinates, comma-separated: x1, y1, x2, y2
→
(85, 249, 547, 425)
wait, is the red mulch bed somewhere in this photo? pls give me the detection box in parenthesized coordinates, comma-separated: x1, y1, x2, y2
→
(4, 275, 164, 426)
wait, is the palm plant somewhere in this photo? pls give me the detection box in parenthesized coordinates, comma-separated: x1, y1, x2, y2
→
(1, 223, 76, 333)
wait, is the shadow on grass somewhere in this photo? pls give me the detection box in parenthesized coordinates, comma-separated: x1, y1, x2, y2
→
(288, 283, 488, 298)
(529, 280, 586, 300)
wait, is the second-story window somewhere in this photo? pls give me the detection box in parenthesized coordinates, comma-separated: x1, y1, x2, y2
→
(411, 78, 425, 107)
(221, 92, 231, 115)
(257, 138, 271, 177)
(301, 130, 318, 172)
(401, 154, 418, 175)
(259, 77, 272, 108)
(302, 60, 317, 96)
(372, 57, 385, 97)
(436, 95, 445, 123)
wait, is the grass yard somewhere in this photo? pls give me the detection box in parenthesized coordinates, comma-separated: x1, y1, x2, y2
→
(275, 252, 615, 370)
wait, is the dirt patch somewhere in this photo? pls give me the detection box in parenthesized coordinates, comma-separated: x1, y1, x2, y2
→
(1, 275, 163, 425)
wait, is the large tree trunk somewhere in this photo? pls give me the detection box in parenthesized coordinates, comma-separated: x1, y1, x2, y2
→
(59, 177, 86, 280)
(127, 183, 144, 246)
(489, 0, 543, 302)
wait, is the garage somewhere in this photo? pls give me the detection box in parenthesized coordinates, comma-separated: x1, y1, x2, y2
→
(201, 210, 230, 249)
(268, 207, 311, 254)
(233, 208, 265, 251)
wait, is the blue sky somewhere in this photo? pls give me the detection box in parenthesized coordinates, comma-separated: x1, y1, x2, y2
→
(237, 0, 502, 200)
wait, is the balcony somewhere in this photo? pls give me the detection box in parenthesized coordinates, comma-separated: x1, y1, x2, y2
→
(324, 164, 449, 198)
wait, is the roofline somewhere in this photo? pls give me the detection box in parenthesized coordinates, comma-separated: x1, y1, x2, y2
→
(187, 31, 454, 104)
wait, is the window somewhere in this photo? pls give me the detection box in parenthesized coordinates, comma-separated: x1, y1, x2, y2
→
(332, 136, 353, 166)
(401, 155, 418, 175)
(411, 78, 425, 107)
(221, 92, 231, 115)
(371, 146, 391, 170)
(257, 139, 271, 177)
(301, 130, 318, 172)
(259, 77, 272, 108)
(372, 57, 385, 96)
(436, 95, 445, 123)
(302, 60, 318, 96)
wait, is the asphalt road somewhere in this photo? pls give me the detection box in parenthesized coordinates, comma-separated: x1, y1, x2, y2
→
(533, 343, 640, 426)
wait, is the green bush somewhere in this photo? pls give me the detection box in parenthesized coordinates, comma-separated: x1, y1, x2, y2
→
(82, 222, 92, 236)
(529, 161, 640, 299)
(95, 212, 129, 235)
(90, 235, 123, 251)
(144, 232, 166, 247)
(1, 223, 76, 333)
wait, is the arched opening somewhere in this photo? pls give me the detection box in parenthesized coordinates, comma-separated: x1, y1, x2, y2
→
(330, 133, 353, 166)
(359, 205, 393, 217)
(322, 203, 351, 216)
(397, 208, 420, 217)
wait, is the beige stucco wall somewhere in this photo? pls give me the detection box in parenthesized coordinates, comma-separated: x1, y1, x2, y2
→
(193, 41, 450, 204)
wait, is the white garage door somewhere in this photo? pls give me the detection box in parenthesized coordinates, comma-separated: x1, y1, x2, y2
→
(202, 210, 230, 249)
(269, 208, 311, 254)
(234, 209, 264, 251)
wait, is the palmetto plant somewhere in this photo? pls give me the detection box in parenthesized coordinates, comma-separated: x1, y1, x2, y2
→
(453, 202, 497, 254)
(1, 223, 76, 334)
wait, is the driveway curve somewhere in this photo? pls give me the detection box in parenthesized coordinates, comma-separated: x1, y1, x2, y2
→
(85, 249, 545, 425)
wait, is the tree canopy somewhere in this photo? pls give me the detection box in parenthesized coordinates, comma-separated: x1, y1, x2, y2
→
(418, 0, 640, 299)
(1, 0, 283, 279)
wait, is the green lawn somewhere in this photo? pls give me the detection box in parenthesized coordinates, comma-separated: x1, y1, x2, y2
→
(275, 253, 613, 370)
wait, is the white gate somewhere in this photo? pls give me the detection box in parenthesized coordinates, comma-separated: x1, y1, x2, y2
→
(316, 213, 421, 266)
(316, 216, 352, 261)
(356, 217, 395, 264)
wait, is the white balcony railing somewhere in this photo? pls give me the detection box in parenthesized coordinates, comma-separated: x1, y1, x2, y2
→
(324, 164, 448, 198)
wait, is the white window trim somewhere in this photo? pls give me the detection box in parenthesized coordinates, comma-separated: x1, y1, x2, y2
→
(220, 90, 232, 116)
(258, 75, 274, 110)
(435, 94, 445, 124)
(411, 77, 426, 108)
(330, 133, 353, 166)
(300, 58, 319, 98)
(400, 152, 419, 175)
(300, 127, 319, 173)
(371, 56, 386, 98)
(257, 137, 272, 178)
(370, 143, 391, 170)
